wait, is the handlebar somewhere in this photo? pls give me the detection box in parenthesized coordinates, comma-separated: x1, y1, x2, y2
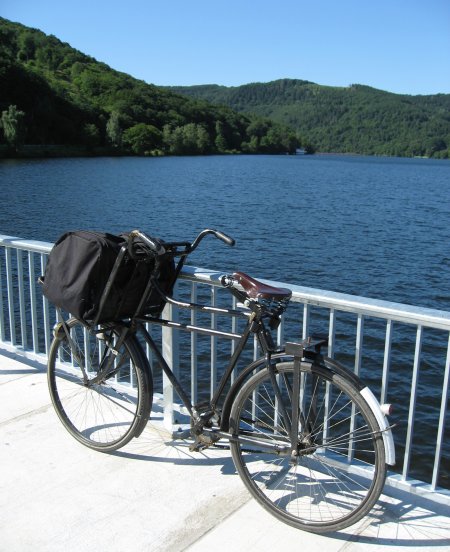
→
(189, 229, 235, 252)
(128, 228, 235, 257)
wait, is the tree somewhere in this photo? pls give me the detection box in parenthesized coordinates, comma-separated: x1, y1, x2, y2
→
(247, 119, 270, 139)
(17, 32, 37, 62)
(162, 124, 174, 153)
(106, 111, 122, 147)
(215, 121, 228, 152)
(1, 105, 26, 150)
(304, 142, 316, 154)
(162, 123, 212, 155)
(425, 138, 446, 157)
(122, 123, 162, 154)
(284, 132, 299, 154)
(196, 125, 211, 154)
(83, 123, 100, 148)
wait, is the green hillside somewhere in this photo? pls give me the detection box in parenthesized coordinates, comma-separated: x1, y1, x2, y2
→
(169, 80, 450, 158)
(0, 18, 299, 156)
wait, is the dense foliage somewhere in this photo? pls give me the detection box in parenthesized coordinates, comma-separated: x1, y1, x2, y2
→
(170, 80, 450, 158)
(0, 18, 300, 155)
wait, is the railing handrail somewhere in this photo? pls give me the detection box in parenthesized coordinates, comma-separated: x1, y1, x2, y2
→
(0, 234, 53, 254)
(181, 265, 450, 330)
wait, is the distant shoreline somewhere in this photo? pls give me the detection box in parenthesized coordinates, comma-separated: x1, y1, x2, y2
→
(0, 145, 125, 159)
(0, 144, 444, 161)
(0, 145, 305, 159)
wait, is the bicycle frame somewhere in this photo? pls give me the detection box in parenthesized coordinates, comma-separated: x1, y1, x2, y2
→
(136, 290, 279, 424)
(130, 311, 301, 456)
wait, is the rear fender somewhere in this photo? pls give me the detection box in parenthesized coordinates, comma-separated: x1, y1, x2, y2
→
(221, 353, 396, 466)
(324, 358, 396, 466)
(360, 386, 396, 466)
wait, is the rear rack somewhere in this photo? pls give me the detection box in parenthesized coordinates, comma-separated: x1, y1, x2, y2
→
(285, 335, 329, 358)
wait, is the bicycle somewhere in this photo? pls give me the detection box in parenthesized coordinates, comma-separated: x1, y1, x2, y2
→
(45, 228, 395, 534)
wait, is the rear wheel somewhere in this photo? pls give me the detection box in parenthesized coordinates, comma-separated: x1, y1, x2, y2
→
(229, 361, 386, 533)
(47, 318, 152, 452)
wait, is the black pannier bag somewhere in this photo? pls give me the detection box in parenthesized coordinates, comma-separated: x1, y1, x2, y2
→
(41, 230, 175, 323)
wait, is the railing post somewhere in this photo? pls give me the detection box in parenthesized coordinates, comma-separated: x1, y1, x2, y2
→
(230, 295, 238, 384)
(190, 282, 198, 406)
(28, 251, 39, 353)
(349, 314, 364, 462)
(328, 308, 336, 358)
(17, 249, 27, 348)
(354, 314, 364, 377)
(41, 254, 51, 354)
(432, 332, 450, 489)
(0, 253, 5, 342)
(302, 303, 310, 340)
(210, 286, 217, 398)
(162, 283, 180, 430)
(381, 319, 393, 404)
(403, 325, 423, 480)
(5, 247, 16, 347)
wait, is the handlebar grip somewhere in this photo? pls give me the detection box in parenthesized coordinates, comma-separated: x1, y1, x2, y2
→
(213, 230, 235, 247)
(190, 229, 235, 252)
(130, 230, 166, 255)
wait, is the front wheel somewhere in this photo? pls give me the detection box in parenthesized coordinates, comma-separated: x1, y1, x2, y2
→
(229, 361, 386, 533)
(47, 318, 152, 452)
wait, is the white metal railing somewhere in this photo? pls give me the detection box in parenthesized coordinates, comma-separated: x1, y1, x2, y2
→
(1, 233, 449, 501)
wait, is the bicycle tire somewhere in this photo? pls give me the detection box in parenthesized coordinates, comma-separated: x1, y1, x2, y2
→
(229, 361, 386, 533)
(47, 318, 152, 452)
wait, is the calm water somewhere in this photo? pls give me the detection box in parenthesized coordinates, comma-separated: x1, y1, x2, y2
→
(1, 154, 449, 486)
(1, 154, 449, 309)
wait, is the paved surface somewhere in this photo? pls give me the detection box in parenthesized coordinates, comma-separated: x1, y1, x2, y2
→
(1, 347, 450, 551)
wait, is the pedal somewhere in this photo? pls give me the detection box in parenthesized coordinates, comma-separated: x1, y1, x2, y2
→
(189, 440, 208, 452)
(188, 431, 221, 452)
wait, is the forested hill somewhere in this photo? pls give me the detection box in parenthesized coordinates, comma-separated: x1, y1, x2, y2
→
(169, 80, 450, 158)
(0, 18, 299, 155)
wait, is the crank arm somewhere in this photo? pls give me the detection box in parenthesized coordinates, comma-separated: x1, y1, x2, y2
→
(203, 428, 290, 455)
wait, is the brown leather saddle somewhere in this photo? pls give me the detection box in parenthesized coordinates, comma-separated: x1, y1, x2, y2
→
(232, 271, 292, 302)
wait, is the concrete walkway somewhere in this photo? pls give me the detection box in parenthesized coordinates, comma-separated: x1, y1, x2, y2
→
(1, 348, 449, 552)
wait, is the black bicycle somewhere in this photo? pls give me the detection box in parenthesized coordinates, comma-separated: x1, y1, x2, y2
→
(45, 229, 395, 534)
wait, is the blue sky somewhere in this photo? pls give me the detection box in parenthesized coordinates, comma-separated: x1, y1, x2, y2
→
(2, 0, 450, 95)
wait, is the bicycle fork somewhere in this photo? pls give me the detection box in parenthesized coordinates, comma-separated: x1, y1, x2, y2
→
(54, 312, 131, 386)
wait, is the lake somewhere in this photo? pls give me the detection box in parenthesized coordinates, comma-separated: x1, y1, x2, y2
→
(1, 153, 449, 486)
(1, 154, 449, 309)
